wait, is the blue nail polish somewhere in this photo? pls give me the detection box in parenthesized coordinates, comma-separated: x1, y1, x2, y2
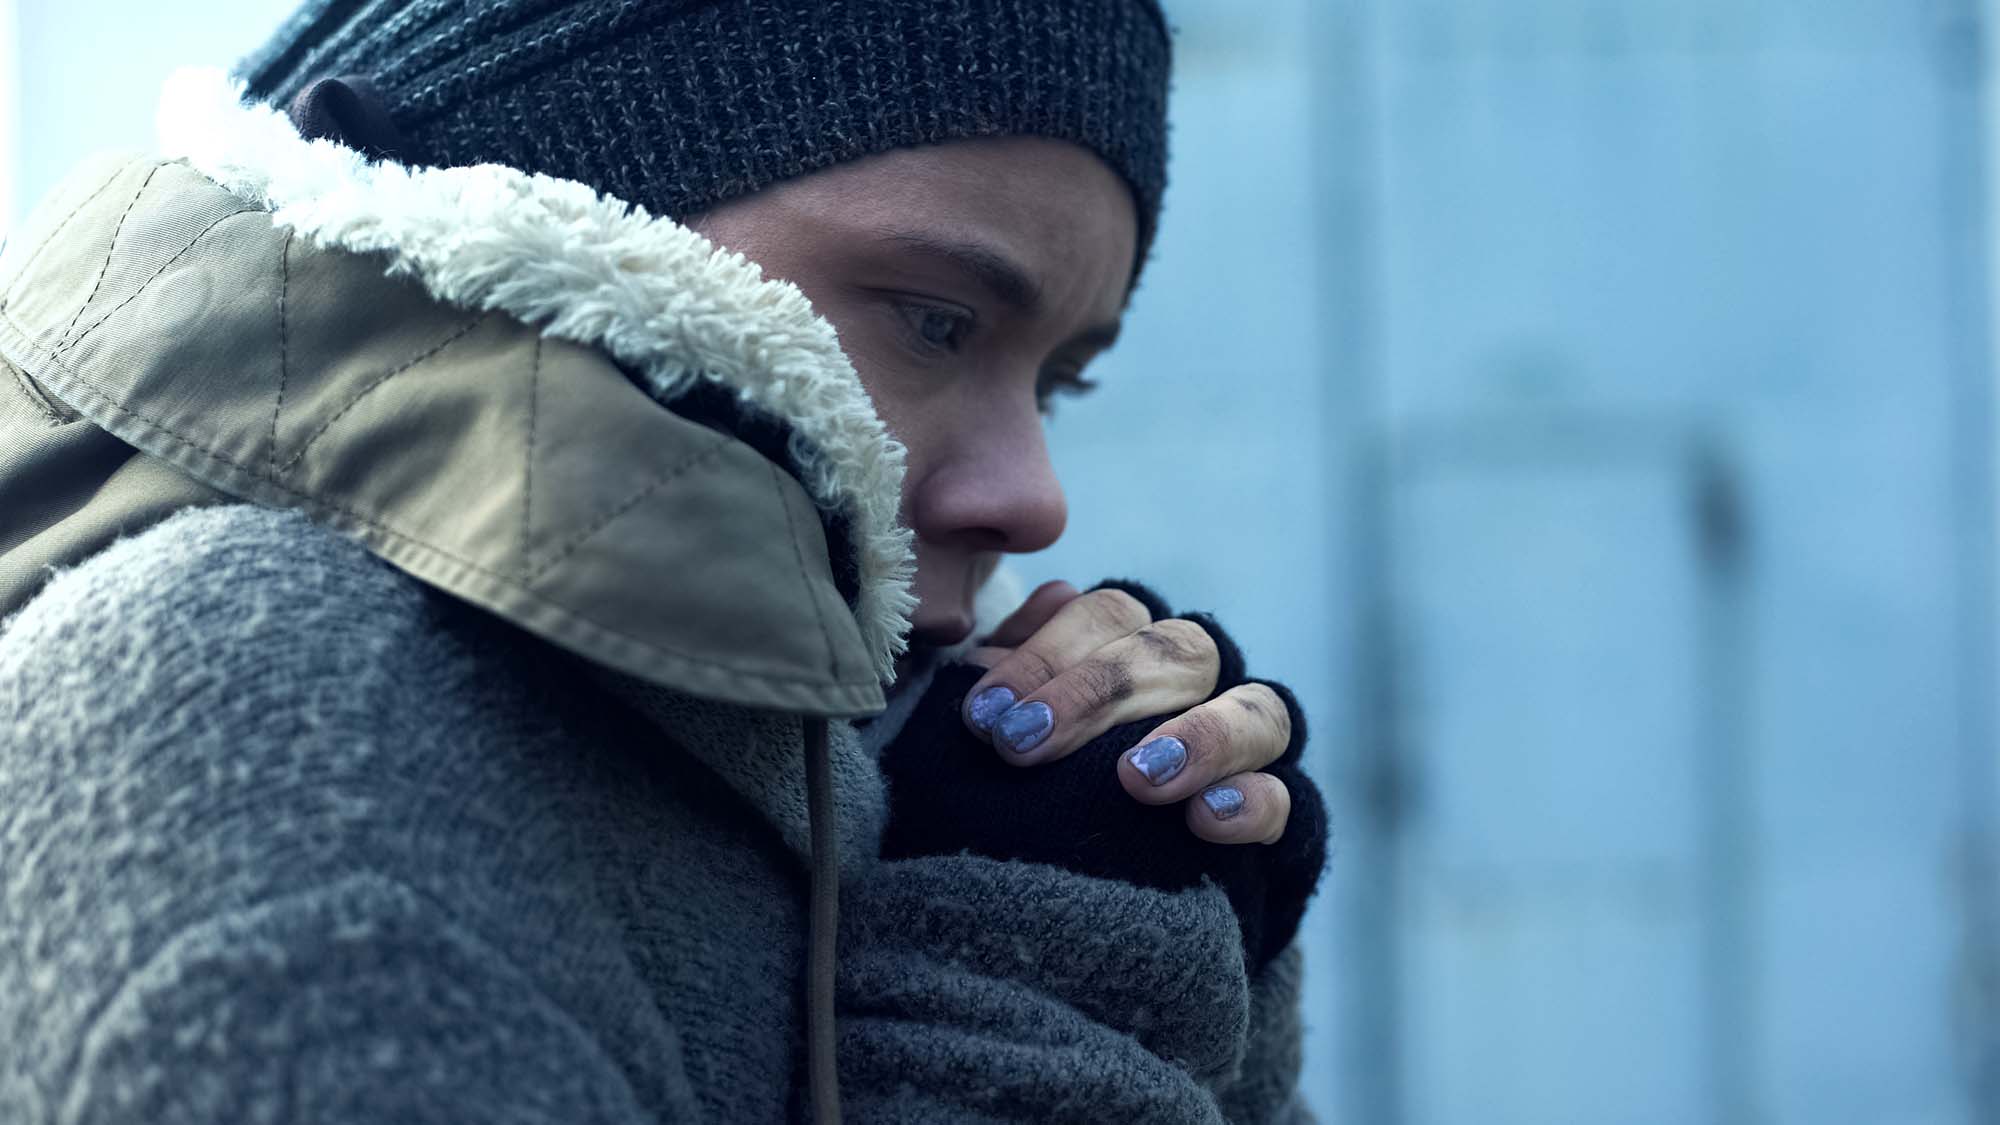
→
(993, 701, 1054, 754)
(1127, 737, 1188, 785)
(967, 686, 1016, 732)
(1203, 786, 1245, 820)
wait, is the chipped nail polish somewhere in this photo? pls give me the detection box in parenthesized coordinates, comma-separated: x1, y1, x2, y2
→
(1126, 737, 1188, 785)
(1202, 786, 1245, 820)
(993, 701, 1054, 754)
(967, 686, 1016, 732)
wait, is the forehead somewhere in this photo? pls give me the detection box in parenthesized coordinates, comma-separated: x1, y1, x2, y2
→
(752, 136, 1140, 316)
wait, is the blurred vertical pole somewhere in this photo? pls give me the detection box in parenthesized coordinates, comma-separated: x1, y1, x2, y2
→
(1693, 443, 1760, 1125)
(1310, 1, 1398, 1123)
(1960, 1, 2000, 1119)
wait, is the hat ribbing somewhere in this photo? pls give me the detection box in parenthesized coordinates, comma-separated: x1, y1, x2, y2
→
(238, 0, 1173, 270)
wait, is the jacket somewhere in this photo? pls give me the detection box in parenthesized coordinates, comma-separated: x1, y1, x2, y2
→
(0, 68, 1311, 1123)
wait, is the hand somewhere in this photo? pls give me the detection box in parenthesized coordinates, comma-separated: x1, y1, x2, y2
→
(959, 580, 1295, 846)
(877, 577, 1328, 969)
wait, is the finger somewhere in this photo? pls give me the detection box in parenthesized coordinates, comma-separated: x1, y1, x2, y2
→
(962, 587, 1155, 735)
(988, 617, 1222, 761)
(1186, 770, 1292, 845)
(981, 580, 1082, 648)
(962, 579, 1081, 669)
(1114, 682, 1292, 804)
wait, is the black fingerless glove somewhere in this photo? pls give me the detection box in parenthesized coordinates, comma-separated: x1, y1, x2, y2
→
(878, 580, 1329, 971)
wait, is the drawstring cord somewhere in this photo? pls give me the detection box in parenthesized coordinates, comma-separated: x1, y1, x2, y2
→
(803, 717, 842, 1124)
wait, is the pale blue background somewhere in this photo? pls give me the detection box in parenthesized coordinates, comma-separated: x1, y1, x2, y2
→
(6, 1, 1998, 1121)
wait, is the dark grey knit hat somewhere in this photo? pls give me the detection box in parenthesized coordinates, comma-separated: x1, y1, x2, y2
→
(238, 0, 1173, 269)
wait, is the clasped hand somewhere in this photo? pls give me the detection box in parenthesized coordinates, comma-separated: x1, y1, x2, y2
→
(959, 580, 1297, 846)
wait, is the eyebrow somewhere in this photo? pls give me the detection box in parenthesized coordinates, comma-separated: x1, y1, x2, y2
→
(875, 228, 1045, 314)
(871, 227, 1122, 351)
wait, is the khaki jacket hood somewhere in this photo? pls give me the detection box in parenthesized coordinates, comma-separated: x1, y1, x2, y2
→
(0, 69, 917, 717)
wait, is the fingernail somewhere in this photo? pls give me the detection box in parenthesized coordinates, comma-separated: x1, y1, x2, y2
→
(1126, 737, 1188, 785)
(967, 686, 1016, 732)
(993, 701, 1054, 754)
(1202, 786, 1245, 820)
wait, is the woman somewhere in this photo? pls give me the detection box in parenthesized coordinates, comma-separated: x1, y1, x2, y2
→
(0, 1, 1326, 1120)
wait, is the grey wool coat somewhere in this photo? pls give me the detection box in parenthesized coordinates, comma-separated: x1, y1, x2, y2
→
(0, 70, 1312, 1123)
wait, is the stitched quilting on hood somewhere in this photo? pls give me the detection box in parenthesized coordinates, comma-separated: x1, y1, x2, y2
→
(152, 67, 918, 682)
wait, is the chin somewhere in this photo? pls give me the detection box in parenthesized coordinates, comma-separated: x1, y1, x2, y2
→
(908, 613, 975, 648)
(892, 603, 976, 687)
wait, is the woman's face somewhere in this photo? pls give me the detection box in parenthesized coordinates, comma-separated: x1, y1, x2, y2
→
(691, 137, 1139, 657)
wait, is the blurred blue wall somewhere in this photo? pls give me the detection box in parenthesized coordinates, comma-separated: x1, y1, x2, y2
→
(1028, 2, 2000, 1121)
(6, 1, 1998, 1122)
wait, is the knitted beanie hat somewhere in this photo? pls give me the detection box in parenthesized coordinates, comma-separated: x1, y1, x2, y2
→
(236, 0, 1174, 269)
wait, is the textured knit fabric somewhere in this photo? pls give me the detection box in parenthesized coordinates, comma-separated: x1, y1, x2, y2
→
(235, 0, 1174, 269)
(0, 504, 1314, 1123)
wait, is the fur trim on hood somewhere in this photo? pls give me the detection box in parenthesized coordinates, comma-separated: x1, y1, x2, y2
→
(153, 67, 917, 682)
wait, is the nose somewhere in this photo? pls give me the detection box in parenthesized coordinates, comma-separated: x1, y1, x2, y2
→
(905, 405, 1068, 554)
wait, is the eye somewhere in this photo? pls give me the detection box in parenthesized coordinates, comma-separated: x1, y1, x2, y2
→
(893, 300, 974, 355)
(1036, 369, 1101, 417)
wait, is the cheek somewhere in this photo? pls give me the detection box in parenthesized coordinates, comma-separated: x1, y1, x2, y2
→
(886, 405, 968, 525)
(802, 296, 950, 439)
(883, 387, 1048, 525)
(842, 350, 1000, 494)
(803, 296, 1056, 531)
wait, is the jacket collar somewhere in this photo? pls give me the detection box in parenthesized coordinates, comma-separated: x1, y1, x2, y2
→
(0, 68, 916, 714)
(155, 68, 917, 686)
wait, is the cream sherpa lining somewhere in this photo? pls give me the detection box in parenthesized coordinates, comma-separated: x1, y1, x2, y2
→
(152, 67, 918, 682)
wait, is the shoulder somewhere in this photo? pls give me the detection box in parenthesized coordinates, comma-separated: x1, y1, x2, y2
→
(0, 503, 483, 742)
(3, 502, 432, 670)
(0, 502, 599, 850)
(0, 508, 641, 1076)
(0, 504, 553, 859)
